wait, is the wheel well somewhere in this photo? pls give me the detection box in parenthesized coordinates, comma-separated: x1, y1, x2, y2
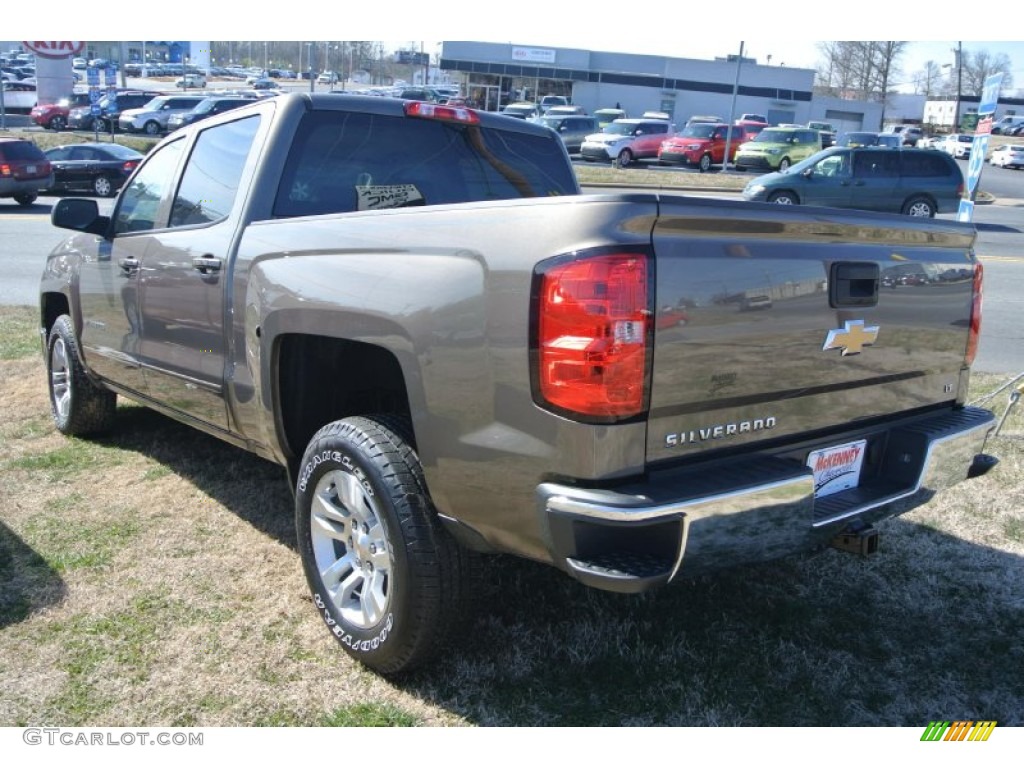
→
(41, 292, 70, 338)
(276, 334, 413, 466)
(903, 193, 937, 211)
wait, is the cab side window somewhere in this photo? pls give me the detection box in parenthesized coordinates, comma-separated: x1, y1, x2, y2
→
(112, 139, 185, 235)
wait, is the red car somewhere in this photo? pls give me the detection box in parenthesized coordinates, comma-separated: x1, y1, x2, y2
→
(658, 123, 749, 172)
(30, 91, 91, 131)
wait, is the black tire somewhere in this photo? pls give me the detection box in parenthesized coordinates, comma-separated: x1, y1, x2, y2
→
(902, 196, 935, 217)
(295, 416, 474, 675)
(778, 157, 792, 172)
(92, 175, 114, 197)
(699, 153, 712, 173)
(46, 315, 117, 436)
(144, 120, 161, 136)
(13, 193, 37, 206)
(94, 117, 108, 132)
(767, 190, 799, 205)
(617, 149, 633, 168)
(49, 115, 67, 131)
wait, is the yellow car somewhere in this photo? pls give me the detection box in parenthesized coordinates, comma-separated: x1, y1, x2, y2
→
(734, 127, 823, 172)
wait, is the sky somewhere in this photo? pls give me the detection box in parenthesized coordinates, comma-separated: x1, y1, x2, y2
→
(24, 3, 1024, 94)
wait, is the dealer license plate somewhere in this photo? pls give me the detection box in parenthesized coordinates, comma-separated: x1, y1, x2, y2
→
(26, 165, 36, 173)
(807, 439, 867, 498)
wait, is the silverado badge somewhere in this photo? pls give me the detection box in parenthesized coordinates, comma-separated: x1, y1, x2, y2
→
(823, 320, 879, 356)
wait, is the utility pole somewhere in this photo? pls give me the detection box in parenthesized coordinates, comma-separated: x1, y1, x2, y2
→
(953, 41, 963, 132)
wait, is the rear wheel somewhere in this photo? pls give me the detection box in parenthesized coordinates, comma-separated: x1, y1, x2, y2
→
(296, 416, 475, 675)
(46, 315, 117, 436)
(902, 196, 935, 217)
(13, 193, 37, 206)
(767, 190, 799, 205)
(92, 175, 114, 197)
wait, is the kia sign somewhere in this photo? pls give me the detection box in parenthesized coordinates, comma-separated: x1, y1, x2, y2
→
(21, 41, 84, 59)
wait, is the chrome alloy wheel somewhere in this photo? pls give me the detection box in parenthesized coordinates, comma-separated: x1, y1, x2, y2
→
(310, 469, 392, 629)
(49, 336, 71, 422)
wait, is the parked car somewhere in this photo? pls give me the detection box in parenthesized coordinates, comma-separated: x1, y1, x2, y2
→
(733, 126, 822, 172)
(943, 133, 974, 159)
(531, 114, 597, 154)
(30, 91, 91, 130)
(991, 116, 1024, 135)
(42, 142, 143, 197)
(593, 108, 626, 128)
(166, 95, 260, 132)
(741, 146, 965, 217)
(989, 144, 1024, 169)
(538, 95, 569, 113)
(876, 133, 903, 150)
(658, 123, 748, 171)
(501, 102, 539, 119)
(739, 113, 767, 124)
(544, 105, 587, 116)
(0, 80, 37, 112)
(0, 137, 52, 206)
(250, 78, 279, 91)
(317, 71, 339, 84)
(885, 125, 923, 146)
(837, 131, 889, 149)
(917, 135, 945, 150)
(175, 73, 207, 89)
(118, 94, 206, 135)
(580, 117, 672, 166)
(68, 90, 164, 132)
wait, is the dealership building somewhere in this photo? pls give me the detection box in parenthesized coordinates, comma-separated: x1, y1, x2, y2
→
(440, 41, 883, 131)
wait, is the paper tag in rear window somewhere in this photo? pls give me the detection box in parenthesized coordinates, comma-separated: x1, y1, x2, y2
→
(356, 184, 424, 211)
(807, 439, 867, 497)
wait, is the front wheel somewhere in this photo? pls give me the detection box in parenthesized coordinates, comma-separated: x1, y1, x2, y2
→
(296, 416, 474, 675)
(767, 190, 799, 205)
(616, 149, 633, 168)
(144, 120, 161, 136)
(49, 115, 67, 131)
(699, 154, 712, 173)
(778, 157, 792, 172)
(94, 118, 108, 132)
(902, 196, 935, 217)
(46, 315, 117, 435)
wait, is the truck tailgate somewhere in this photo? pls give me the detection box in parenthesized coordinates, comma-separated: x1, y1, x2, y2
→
(647, 197, 979, 463)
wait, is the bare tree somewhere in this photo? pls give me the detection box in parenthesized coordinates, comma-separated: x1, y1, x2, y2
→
(961, 49, 1015, 95)
(813, 41, 908, 102)
(911, 60, 946, 97)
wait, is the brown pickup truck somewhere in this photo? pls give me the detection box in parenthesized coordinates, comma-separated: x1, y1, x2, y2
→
(40, 93, 996, 674)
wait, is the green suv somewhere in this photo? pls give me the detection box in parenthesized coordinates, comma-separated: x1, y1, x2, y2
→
(734, 127, 822, 172)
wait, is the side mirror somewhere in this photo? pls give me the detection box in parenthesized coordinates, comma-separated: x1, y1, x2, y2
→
(802, 168, 814, 178)
(52, 198, 109, 237)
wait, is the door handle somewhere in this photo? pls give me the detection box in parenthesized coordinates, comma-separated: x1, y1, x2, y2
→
(192, 255, 222, 275)
(118, 257, 140, 274)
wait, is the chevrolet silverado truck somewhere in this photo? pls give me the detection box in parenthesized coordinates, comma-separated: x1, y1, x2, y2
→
(40, 93, 997, 675)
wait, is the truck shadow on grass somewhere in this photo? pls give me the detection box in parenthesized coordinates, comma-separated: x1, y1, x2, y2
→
(406, 522, 1024, 726)
(0, 521, 66, 629)
(100, 403, 296, 548)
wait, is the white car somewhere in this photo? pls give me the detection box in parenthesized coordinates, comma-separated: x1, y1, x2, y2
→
(943, 133, 974, 159)
(989, 144, 1024, 169)
(176, 73, 206, 89)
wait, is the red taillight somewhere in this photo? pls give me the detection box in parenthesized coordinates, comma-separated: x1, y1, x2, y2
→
(966, 262, 983, 366)
(403, 101, 480, 125)
(534, 252, 650, 419)
(0, 163, 10, 178)
(123, 160, 139, 173)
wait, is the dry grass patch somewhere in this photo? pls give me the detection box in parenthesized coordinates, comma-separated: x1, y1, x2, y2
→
(1, 305, 1022, 726)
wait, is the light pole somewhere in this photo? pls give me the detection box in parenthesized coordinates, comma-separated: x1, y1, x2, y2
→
(953, 41, 963, 133)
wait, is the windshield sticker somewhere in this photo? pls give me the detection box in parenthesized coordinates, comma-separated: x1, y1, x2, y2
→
(356, 184, 424, 211)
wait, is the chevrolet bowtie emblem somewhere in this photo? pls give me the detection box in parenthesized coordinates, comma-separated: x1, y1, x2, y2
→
(823, 320, 879, 356)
